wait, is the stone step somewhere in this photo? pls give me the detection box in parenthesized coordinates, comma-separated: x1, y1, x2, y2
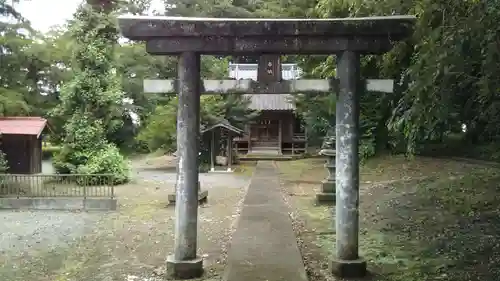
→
(252, 143, 279, 147)
(249, 148, 280, 154)
(239, 155, 295, 161)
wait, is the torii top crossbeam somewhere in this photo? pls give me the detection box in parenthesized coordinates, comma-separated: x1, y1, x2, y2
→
(117, 15, 416, 55)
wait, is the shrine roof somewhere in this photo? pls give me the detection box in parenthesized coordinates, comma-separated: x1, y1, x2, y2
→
(245, 94, 295, 111)
(117, 15, 416, 40)
(201, 119, 244, 135)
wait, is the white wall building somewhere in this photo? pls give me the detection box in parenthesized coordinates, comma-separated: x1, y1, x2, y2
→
(228, 63, 303, 80)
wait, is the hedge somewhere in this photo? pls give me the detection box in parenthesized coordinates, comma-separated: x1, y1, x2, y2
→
(42, 145, 61, 160)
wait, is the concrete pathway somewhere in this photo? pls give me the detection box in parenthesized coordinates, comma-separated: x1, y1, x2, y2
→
(224, 161, 308, 281)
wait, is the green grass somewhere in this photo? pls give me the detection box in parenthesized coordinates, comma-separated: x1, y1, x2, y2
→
(277, 154, 476, 184)
(280, 156, 500, 281)
(360, 170, 500, 281)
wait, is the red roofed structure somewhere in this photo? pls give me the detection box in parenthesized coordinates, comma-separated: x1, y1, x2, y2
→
(0, 117, 48, 174)
(0, 117, 47, 137)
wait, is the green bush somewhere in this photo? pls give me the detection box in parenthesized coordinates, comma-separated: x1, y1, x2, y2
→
(42, 145, 61, 160)
(0, 150, 8, 173)
(136, 98, 178, 153)
(53, 144, 131, 185)
(75, 144, 131, 185)
(52, 116, 131, 185)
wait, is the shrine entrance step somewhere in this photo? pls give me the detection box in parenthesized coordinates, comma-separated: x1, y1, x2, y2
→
(238, 154, 296, 161)
(248, 148, 280, 155)
(252, 141, 280, 147)
(224, 161, 307, 281)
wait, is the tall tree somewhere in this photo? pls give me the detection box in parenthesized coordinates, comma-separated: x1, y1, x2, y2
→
(164, 0, 257, 17)
(119, 0, 152, 15)
(0, 0, 31, 116)
(51, 0, 130, 183)
(0, 0, 20, 18)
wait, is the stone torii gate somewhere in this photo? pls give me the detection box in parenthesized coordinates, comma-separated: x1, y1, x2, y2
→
(118, 15, 415, 279)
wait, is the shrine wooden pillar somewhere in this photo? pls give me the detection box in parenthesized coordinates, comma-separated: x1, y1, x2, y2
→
(278, 119, 283, 155)
(210, 130, 215, 172)
(304, 125, 308, 153)
(227, 133, 234, 172)
(248, 127, 251, 152)
(290, 119, 294, 155)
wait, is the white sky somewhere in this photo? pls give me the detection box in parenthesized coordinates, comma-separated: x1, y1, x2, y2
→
(14, 0, 164, 33)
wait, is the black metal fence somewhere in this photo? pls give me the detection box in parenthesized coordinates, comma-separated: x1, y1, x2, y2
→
(0, 174, 115, 198)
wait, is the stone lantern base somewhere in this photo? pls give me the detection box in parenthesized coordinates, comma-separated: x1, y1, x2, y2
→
(315, 149, 336, 205)
(315, 180, 336, 204)
(168, 181, 208, 205)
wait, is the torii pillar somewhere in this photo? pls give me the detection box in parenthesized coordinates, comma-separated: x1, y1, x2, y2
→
(118, 15, 415, 279)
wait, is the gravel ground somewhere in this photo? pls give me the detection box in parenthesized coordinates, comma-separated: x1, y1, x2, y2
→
(0, 157, 252, 281)
(0, 211, 99, 258)
(0, 211, 102, 281)
(134, 169, 249, 189)
(132, 154, 250, 189)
